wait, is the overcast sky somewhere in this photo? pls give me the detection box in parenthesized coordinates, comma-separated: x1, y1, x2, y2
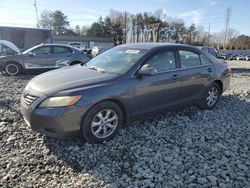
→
(0, 0, 249, 35)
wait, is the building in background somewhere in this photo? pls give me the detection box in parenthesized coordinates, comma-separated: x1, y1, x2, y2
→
(0, 26, 52, 51)
(52, 35, 114, 51)
(0, 26, 114, 52)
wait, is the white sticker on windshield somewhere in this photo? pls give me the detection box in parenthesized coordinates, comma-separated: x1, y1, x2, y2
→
(125, 50, 140, 54)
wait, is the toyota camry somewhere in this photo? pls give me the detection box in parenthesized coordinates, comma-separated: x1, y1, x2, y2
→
(21, 43, 231, 143)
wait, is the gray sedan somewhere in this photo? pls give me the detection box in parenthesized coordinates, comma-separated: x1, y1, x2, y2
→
(0, 44, 90, 76)
(21, 43, 231, 143)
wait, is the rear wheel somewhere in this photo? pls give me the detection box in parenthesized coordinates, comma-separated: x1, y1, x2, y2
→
(199, 83, 220, 110)
(81, 101, 123, 144)
(4, 62, 22, 76)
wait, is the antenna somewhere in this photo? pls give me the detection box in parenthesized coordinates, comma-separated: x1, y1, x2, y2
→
(34, 0, 39, 28)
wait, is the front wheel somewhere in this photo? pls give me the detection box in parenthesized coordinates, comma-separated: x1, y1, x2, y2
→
(4, 62, 22, 76)
(81, 101, 123, 144)
(199, 83, 220, 110)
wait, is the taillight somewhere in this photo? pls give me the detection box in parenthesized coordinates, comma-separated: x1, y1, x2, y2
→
(224, 67, 232, 76)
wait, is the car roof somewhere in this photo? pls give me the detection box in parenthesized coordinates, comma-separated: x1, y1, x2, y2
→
(33, 43, 82, 52)
(39, 43, 73, 48)
(120, 43, 196, 50)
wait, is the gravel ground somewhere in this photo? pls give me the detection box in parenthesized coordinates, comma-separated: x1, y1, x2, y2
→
(0, 67, 249, 188)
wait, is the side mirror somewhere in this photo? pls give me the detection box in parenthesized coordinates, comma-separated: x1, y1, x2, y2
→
(137, 66, 156, 77)
(28, 51, 34, 56)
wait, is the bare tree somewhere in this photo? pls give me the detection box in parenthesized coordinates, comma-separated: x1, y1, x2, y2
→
(39, 10, 53, 29)
(81, 26, 89, 36)
(74, 25, 81, 36)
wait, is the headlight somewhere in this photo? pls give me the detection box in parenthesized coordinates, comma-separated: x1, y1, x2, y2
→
(39, 96, 81, 108)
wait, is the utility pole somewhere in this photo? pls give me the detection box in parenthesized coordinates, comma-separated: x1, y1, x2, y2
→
(34, 0, 39, 28)
(224, 7, 232, 49)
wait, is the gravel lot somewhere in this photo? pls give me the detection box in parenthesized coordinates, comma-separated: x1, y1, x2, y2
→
(0, 62, 249, 188)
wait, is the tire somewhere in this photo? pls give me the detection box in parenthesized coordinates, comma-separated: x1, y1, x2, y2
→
(4, 62, 22, 76)
(81, 101, 123, 144)
(199, 83, 220, 110)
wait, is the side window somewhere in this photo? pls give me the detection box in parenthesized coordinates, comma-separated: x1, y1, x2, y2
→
(179, 50, 201, 68)
(200, 54, 212, 65)
(142, 50, 176, 73)
(33, 47, 50, 55)
(53, 47, 73, 54)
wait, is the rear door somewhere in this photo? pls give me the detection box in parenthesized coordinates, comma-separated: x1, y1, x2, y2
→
(51, 46, 74, 67)
(177, 48, 214, 103)
(130, 48, 182, 116)
(23, 46, 53, 70)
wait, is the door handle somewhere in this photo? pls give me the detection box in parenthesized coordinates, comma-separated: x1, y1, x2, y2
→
(208, 68, 212, 72)
(172, 74, 179, 80)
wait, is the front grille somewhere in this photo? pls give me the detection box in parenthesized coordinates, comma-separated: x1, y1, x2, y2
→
(22, 94, 39, 106)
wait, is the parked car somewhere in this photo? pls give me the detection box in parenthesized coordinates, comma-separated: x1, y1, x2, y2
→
(68, 42, 87, 52)
(21, 43, 231, 143)
(220, 53, 230, 60)
(197, 46, 220, 58)
(231, 54, 238, 60)
(0, 40, 20, 56)
(222, 53, 236, 60)
(0, 43, 91, 76)
(91, 46, 100, 57)
(236, 55, 244, 60)
(244, 55, 250, 61)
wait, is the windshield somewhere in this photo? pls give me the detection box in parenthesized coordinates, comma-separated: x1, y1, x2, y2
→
(86, 46, 149, 74)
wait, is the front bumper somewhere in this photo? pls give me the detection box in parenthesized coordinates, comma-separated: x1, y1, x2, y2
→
(21, 89, 86, 137)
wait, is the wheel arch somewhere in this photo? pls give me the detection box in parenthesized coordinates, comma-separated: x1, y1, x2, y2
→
(82, 98, 128, 127)
(4, 61, 24, 75)
(5, 61, 24, 69)
(213, 80, 223, 95)
(70, 61, 82, 66)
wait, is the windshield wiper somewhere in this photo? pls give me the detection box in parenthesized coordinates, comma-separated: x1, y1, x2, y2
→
(88, 66, 106, 73)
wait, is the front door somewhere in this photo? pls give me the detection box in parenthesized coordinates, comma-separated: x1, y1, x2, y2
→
(130, 49, 181, 117)
(23, 46, 52, 70)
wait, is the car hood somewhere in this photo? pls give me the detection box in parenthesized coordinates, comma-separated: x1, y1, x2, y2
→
(0, 40, 20, 54)
(26, 65, 117, 95)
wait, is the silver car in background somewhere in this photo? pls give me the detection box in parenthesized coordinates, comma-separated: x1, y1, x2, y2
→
(0, 43, 91, 76)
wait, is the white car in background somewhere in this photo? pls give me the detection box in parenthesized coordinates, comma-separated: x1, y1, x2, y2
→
(91, 46, 100, 57)
(244, 55, 250, 61)
(236, 55, 244, 61)
(68, 42, 100, 57)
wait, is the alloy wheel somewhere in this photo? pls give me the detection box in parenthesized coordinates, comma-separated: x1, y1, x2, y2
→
(6, 64, 19, 75)
(206, 87, 219, 107)
(91, 109, 118, 139)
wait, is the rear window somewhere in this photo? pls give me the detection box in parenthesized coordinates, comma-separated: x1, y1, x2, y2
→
(179, 50, 201, 68)
(33, 47, 50, 55)
(53, 47, 73, 54)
